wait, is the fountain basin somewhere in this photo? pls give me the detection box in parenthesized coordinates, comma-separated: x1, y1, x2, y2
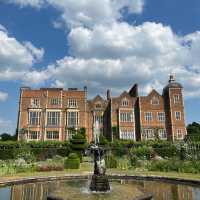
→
(0, 175, 200, 200)
(90, 174, 110, 192)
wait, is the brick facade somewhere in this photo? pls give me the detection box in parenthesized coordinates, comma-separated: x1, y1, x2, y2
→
(17, 75, 187, 142)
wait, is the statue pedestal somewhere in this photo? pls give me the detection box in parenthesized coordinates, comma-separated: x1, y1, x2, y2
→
(90, 174, 110, 192)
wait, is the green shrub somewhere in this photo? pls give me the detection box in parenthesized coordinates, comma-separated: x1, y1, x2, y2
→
(28, 141, 71, 160)
(99, 134, 109, 146)
(52, 155, 63, 162)
(70, 132, 87, 162)
(68, 153, 79, 159)
(0, 141, 71, 161)
(151, 141, 177, 158)
(147, 160, 170, 172)
(15, 163, 36, 173)
(129, 146, 154, 160)
(36, 161, 64, 172)
(105, 154, 117, 168)
(129, 154, 140, 168)
(0, 141, 21, 160)
(118, 156, 130, 170)
(64, 153, 80, 169)
(15, 150, 36, 164)
(111, 140, 128, 157)
(146, 159, 200, 173)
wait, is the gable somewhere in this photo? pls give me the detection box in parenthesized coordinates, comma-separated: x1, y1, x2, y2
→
(147, 89, 161, 98)
(93, 95, 104, 102)
(119, 91, 130, 99)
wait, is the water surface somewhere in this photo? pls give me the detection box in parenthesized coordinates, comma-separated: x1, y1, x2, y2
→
(0, 179, 200, 200)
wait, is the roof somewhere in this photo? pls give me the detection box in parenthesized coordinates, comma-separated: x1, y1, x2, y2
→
(164, 75, 183, 90)
(164, 82, 183, 90)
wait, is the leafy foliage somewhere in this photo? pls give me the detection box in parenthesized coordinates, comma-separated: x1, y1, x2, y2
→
(64, 153, 80, 169)
(36, 159, 64, 172)
(147, 159, 200, 173)
(105, 154, 117, 168)
(187, 122, 200, 135)
(0, 141, 71, 160)
(0, 133, 16, 141)
(186, 122, 200, 141)
(129, 146, 154, 160)
(99, 134, 109, 146)
(70, 128, 88, 161)
(151, 141, 177, 158)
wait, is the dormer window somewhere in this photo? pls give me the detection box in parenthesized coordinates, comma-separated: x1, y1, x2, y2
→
(151, 96, 159, 105)
(31, 98, 40, 107)
(122, 98, 129, 106)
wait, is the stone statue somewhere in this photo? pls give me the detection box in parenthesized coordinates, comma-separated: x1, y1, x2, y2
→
(90, 144, 110, 192)
(93, 146, 106, 175)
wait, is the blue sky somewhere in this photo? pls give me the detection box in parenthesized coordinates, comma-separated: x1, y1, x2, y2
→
(0, 0, 200, 134)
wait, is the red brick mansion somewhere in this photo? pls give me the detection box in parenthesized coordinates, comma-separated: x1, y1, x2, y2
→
(17, 75, 187, 142)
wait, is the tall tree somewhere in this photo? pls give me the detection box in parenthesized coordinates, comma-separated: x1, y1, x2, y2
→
(0, 133, 16, 141)
(187, 122, 200, 135)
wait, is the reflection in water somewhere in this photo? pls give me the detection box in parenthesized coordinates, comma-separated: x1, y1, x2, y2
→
(0, 179, 200, 200)
(142, 181, 195, 200)
(0, 187, 11, 200)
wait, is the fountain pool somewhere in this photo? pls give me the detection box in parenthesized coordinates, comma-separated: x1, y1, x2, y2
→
(0, 178, 200, 200)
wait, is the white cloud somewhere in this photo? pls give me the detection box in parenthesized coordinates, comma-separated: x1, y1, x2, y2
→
(0, 24, 8, 33)
(0, 26, 44, 81)
(47, 0, 145, 27)
(45, 22, 200, 98)
(68, 22, 183, 59)
(113, 0, 145, 14)
(0, 91, 8, 102)
(24, 41, 44, 62)
(22, 70, 51, 85)
(7, 0, 145, 27)
(2, 1, 200, 99)
(8, 0, 44, 8)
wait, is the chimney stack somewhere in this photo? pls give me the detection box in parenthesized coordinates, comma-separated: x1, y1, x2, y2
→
(107, 89, 111, 100)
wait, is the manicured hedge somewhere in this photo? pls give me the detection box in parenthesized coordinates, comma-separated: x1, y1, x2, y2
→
(110, 140, 179, 159)
(0, 141, 71, 160)
(64, 153, 80, 169)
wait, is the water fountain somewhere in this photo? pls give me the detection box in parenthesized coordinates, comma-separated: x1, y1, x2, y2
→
(89, 145, 110, 192)
(45, 121, 153, 199)
(89, 120, 110, 192)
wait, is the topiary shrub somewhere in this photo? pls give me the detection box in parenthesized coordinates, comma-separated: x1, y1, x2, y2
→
(64, 153, 80, 169)
(70, 132, 87, 162)
(105, 154, 117, 168)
